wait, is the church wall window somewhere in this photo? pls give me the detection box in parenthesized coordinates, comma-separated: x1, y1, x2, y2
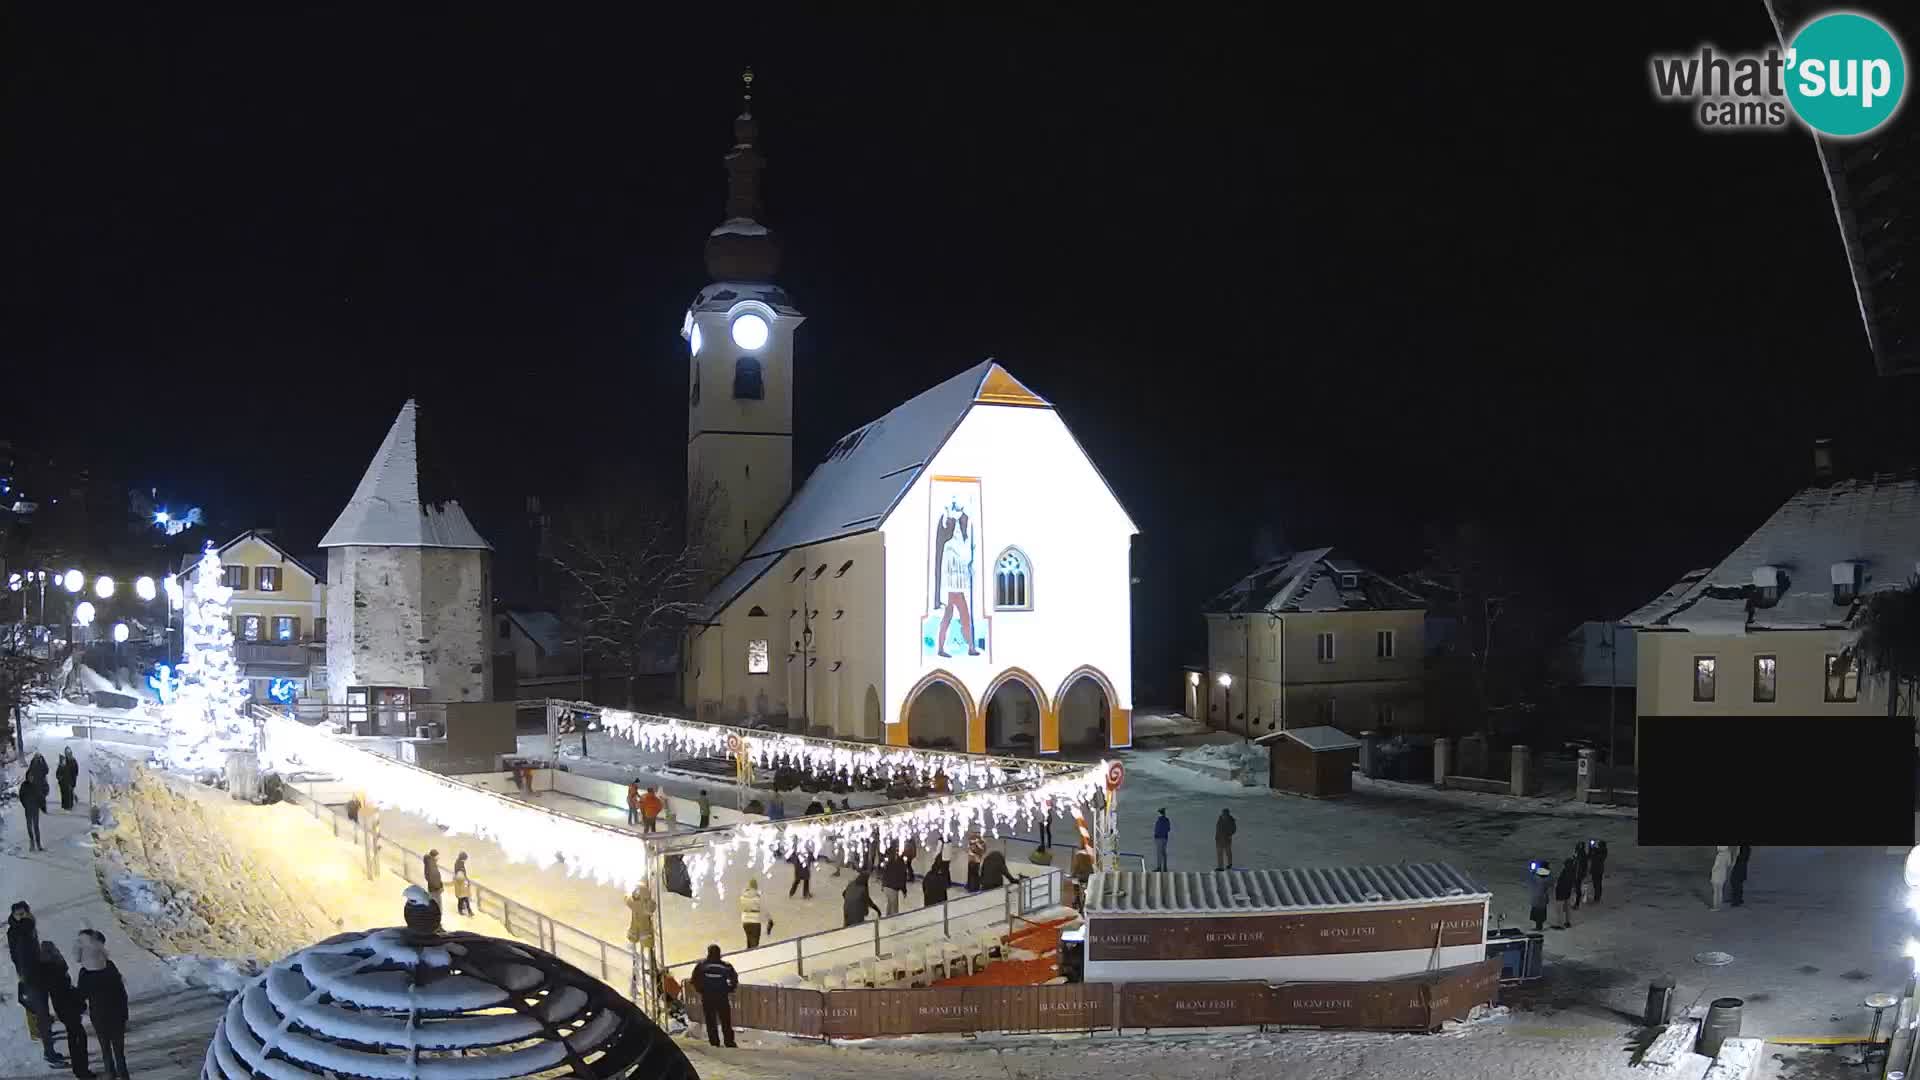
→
(747, 639, 769, 674)
(994, 548, 1033, 611)
(733, 356, 764, 399)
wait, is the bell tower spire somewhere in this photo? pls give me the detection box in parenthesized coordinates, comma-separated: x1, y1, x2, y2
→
(705, 67, 781, 282)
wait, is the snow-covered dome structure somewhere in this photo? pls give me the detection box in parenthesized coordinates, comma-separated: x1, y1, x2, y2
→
(203, 892, 696, 1080)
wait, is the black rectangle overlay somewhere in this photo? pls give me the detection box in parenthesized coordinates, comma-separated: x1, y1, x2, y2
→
(1639, 716, 1914, 846)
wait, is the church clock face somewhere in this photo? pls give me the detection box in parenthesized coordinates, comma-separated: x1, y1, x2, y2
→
(730, 312, 769, 351)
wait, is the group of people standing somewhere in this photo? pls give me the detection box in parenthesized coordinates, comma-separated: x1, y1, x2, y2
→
(9, 902, 130, 1078)
(420, 849, 473, 920)
(1527, 840, 1610, 931)
(14, 749, 82, 853)
(626, 782, 714, 834)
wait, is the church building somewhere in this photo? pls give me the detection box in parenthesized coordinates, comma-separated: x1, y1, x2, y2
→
(682, 75, 1137, 753)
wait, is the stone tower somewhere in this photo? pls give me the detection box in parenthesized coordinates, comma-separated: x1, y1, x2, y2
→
(319, 400, 493, 710)
(686, 69, 805, 585)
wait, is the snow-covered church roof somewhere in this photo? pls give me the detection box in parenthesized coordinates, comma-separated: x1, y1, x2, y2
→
(319, 401, 491, 550)
(692, 360, 1065, 622)
(1624, 473, 1920, 632)
(1204, 547, 1426, 615)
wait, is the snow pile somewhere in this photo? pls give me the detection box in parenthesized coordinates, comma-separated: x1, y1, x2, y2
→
(108, 869, 210, 934)
(1701, 1037, 1762, 1080)
(1436, 1003, 1509, 1036)
(168, 955, 263, 994)
(1172, 742, 1268, 784)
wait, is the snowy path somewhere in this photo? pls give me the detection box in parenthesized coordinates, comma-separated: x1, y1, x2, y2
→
(1115, 747, 1906, 1042)
(3, 731, 230, 1080)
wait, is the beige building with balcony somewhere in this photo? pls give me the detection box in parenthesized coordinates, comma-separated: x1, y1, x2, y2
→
(179, 530, 328, 704)
(1624, 472, 1918, 755)
(1195, 549, 1427, 738)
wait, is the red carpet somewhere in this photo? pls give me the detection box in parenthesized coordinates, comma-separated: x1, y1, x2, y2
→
(934, 917, 1074, 987)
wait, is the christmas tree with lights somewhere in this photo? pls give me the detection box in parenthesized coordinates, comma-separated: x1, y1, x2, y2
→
(164, 544, 251, 771)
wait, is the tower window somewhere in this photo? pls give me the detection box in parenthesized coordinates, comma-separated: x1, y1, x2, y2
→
(835, 560, 853, 577)
(733, 356, 764, 399)
(747, 639, 769, 674)
(994, 548, 1032, 610)
(811, 564, 827, 580)
(690, 360, 700, 406)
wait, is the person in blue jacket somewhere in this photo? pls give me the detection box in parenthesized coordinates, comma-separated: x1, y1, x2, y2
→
(1152, 809, 1172, 871)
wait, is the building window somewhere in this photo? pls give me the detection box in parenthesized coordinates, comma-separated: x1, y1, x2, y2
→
(690, 359, 700, 406)
(994, 548, 1032, 610)
(1753, 655, 1776, 703)
(1825, 653, 1860, 702)
(223, 565, 248, 590)
(1339, 573, 1359, 589)
(256, 566, 281, 592)
(274, 616, 299, 642)
(315, 617, 327, 640)
(790, 565, 806, 582)
(1375, 702, 1394, 728)
(733, 356, 764, 399)
(1692, 656, 1716, 702)
(835, 560, 854, 578)
(498, 619, 512, 640)
(238, 615, 263, 642)
(1316, 631, 1336, 663)
(1376, 629, 1396, 659)
(811, 564, 827, 580)
(747, 639, 770, 674)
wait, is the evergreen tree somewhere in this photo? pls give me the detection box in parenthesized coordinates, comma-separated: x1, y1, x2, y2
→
(165, 544, 250, 770)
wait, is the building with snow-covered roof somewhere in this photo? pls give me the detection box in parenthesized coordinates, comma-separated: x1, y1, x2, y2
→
(177, 529, 328, 706)
(320, 400, 494, 725)
(1624, 463, 1918, 744)
(679, 75, 1137, 752)
(1197, 548, 1427, 738)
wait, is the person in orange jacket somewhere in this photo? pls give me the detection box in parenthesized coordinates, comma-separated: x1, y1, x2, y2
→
(639, 787, 664, 833)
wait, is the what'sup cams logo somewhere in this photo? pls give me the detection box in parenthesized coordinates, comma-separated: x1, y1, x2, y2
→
(1650, 10, 1906, 136)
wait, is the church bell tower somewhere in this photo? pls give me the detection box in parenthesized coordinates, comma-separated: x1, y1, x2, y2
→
(686, 68, 804, 585)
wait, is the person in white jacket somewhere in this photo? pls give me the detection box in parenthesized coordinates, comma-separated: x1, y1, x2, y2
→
(1708, 846, 1733, 910)
(739, 879, 771, 948)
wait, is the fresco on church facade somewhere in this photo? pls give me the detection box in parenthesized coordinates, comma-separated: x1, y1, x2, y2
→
(923, 476, 990, 662)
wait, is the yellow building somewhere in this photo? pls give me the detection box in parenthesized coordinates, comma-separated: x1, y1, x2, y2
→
(1196, 548, 1427, 738)
(1624, 472, 1915, 757)
(179, 530, 328, 705)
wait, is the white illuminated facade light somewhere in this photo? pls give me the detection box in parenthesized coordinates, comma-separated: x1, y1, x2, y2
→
(6, 573, 18, 592)
(689, 322, 704, 356)
(95, 575, 115, 599)
(112, 622, 129, 644)
(1218, 673, 1233, 688)
(730, 312, 769, 351)
(74, 601, 95, 626)
(63, 570, 83, 593)
(135, 576, 157, 601)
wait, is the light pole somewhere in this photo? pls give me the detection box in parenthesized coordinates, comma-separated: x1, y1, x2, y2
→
(1218, 673, 1233, 737)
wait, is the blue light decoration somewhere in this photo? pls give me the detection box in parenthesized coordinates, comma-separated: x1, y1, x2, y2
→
(268, 678, 299, 704)
(152, 506, 204, 537)
(148, 664, 183, 705)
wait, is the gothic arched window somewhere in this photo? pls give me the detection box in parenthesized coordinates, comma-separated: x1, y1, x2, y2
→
(994, 548, 1032, 610)
(733, 356, 764, 399)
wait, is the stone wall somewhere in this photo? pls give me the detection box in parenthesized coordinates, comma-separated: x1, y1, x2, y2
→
(326, 545, 491, 703)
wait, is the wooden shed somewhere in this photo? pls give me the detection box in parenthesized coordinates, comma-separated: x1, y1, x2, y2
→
(1260, 725, 1362, 797)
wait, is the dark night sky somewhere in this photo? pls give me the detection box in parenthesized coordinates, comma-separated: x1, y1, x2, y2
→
(5, 5, 1917, 701)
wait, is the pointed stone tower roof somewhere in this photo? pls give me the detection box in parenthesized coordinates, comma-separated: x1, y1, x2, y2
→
(319, 400, 492, 550)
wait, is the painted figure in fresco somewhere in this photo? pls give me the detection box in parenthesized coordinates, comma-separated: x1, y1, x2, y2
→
(934, 500, 980, 658)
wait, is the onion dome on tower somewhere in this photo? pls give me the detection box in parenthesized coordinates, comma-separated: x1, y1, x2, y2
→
(704, 68, 781, 282)
(203, 890, 696, 1080)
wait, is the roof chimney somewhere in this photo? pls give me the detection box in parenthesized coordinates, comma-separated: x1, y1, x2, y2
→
(1812, 438, 1834, 482)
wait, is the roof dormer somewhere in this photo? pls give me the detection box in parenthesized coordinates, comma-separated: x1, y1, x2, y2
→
(1831, 561, 1864, 606)
(1752, 565, 1784, 607)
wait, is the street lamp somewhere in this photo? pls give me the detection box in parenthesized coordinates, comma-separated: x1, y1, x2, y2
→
(1218, 673, 1233, 736)
(135, 576, 156, 602)
(62, 569, 83, 593)
(94, 575, 114, 599)
(112, 622, 129, 644)
(74, 601, 95, 626)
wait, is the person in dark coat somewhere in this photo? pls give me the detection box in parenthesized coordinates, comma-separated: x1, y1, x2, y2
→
(1527, 865, 1552, 932)
(1553, 856, 1578, 929)
(1729, 845, 1752, 906)
(56, 750, 80, 812)
(41, 940, 92, 1078)
(690, 944, 738, 1048)
(75, 931, 128, 1080)
(786, 849, 813, 899)
(902, 836, 918, 883)
(921, 855, 952, 907)
(26, 753, 49, 788)
(1153, 809, 1172, 871)
(12, 902, 64, 1066)
(842, 872, 882, 927)
(423, 850, 445, 913)
(964, 832, 986, 892)
(20, 772, 49, 852)
(1215, 809, 1237, 871)
(978, 846, 1020, 890)
(1568, 843, 1589, 910)
(1588, 841, 1609, 903)
(880, 851, 909, 916)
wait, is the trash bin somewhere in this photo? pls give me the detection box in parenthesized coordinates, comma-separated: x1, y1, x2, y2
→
(1644, 977, 1677, 1027)
(1486, 929, 1528, 982)
(1059, 927, 1086, 983)
(1698, 997, 1743, 1057)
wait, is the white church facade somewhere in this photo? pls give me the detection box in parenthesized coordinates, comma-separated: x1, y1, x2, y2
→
(682, 76, 1136, 752)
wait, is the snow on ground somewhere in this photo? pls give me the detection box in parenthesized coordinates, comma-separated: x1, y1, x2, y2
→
(1168, 739, 1268, 783)
(1118, 746, 1908, 1042)
(516, 731, 901, 816)
(1130, 710, 1211, 741)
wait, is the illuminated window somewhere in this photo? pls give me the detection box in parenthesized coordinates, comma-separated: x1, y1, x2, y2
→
(1753, 655, 1776, 702)
(1375, 629, 1395, 659)
(238, 615, 263, 642)
(994, 548, 1032, 610)
(274, 616, 298, 642)
(1825, 653, 1859, 702)
(747, 639, 770, 674)
(1316, 632, 1336, 663)
(256, 566, 281, 591)
(1692, 656, 1716, 702)
(223, 565, 248, 590)
(733, 356, 764, 399)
